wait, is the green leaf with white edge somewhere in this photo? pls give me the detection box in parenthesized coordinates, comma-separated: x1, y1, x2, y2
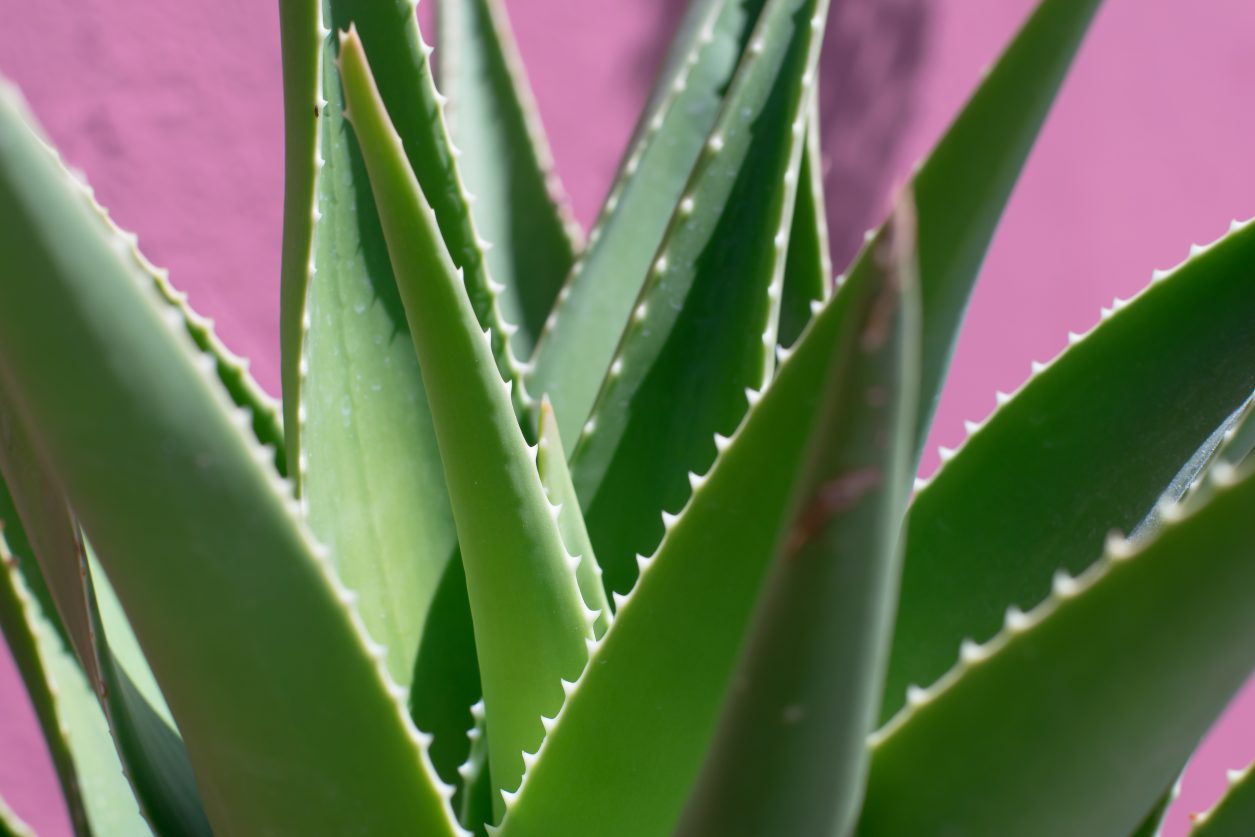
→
(277, 2, 482, 784)
(2, 361, 209, 834)
(535, 399, 611, 639)
(337, 29, 593, 814)
(571, 0, 830, 598)
(280, 0, 531, 469)
(777, 100, 831, 349)
(1191, 763, 1255, 836)
(884, 218, 1255, 723)
(0, 795, 33, 837)
(455, 699, 493, 836)
(437, 0, 582, 356)
(0, 388, 96, 687)
(299, 10, 460, 689)
(1129, 779, 1177, 837)
(0, 81, 460, 837)
(847, 0, 1103, 455)
(859, 455, 1255, 836)
(498, 203, 914, 837)
(0, 519, 149, 837)
(527, 0, 769, 443)
(84, 548, 210, 836)
(676, 204, 918, 837)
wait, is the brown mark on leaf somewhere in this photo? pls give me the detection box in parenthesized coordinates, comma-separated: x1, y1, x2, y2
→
(313, 104, 320, 119)
(785, 467, 883, 557)
(861, 195, 917, 352)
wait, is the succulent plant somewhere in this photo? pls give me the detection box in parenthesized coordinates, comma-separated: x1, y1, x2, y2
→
(1, 0, 1254, 835)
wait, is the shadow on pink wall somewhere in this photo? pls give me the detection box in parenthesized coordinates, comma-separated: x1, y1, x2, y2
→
(1, 1, 1252, 834)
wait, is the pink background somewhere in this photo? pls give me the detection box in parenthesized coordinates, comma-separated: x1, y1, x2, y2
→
(1, 0, 1253, 833)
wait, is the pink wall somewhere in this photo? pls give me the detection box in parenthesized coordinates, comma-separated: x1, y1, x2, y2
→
(1, 1, 1253, 833)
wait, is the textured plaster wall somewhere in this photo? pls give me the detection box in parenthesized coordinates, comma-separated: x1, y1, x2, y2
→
(1, 1, 1253, 834)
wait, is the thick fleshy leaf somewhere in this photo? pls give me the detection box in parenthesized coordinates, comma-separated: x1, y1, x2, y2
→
(859, 447, 1255, 835)
(0, 389, 95, 686)
(338, 29, 593, 812)
(0, 81, 460, 835)
(299, 9, 459, 688)
(884, 219, 1255, 722)
(526, 0, 769, 441)
(570, 0, 830, 598)
(1191, 763, 1255, 836)
(676, 204, 917, 837)
(845, 0, 1103, 453)
(499, 204, 914, 837)
(535, 400, 611, 639)
(0, 514, 149, 837)
(777, 97, 831, 349)
(1, 395, 207, 834)
(1128, 780, 1176, 837)
(437, 0, 582, 355)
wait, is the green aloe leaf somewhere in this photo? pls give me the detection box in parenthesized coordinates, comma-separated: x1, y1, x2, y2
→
(676, 204, 918, 837)
(437, 0, 582, 355)
(455, 700, 493, 836)
(777, 97, 831, 349)
(846, 0, 1103, 454)
(337, 28, 593, 814)
(884, 219, 1255, 722)
(571, 0, 830, 598)
(526, 0, 769, 442)
(859, 448, 1255, 836)
(1191, 763, 1255, 836)
(0, 80, 460, 836)
(2, 370, 209, 834)
(0, 510, 149, 837)
(535, 399, 611, 639)
(499, 203, 915, 837)
(0, 388, 96, 687)
(289, 6, 460, 689)
(1128, 780, 1176, 837)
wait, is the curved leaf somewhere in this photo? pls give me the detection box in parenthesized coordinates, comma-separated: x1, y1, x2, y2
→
(859, 448, 1255, 835)
(437, 0, 582, 355)
(884, 219, 1255, 721)
(526, 0, 770, 442)
(570, 0, 830, 597)
(0, 80, 460, 836)
(499, 203, 913, 837)
(338, 29, 593, 813)
(676, 203, 917, 837)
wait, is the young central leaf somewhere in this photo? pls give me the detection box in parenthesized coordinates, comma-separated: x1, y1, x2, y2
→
(337, 29, 594, 814)
(569, 0, 830, 598)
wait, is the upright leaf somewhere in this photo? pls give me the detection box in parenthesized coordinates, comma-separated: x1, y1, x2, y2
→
(499, 205, 914, 837)
(844, 0, 1103, 454)
(297, 7, 459, 688)
(527, 0, 770, 440)
(0, 81, 460, 835)
(535, 400, 611, 639)
(676, 203, 917, 837)
(437, 0, 582, 355)
(338, 29, 594, 812)
(570, 0, 830, 598)
(884, 219, 1255, 722)
(777, 96, 832, 348)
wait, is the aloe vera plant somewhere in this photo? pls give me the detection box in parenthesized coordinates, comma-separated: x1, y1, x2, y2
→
(1, 0, 1254, 835)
